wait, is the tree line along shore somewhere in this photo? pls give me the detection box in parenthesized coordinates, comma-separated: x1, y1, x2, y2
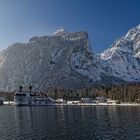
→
(0, 83, 140, 103)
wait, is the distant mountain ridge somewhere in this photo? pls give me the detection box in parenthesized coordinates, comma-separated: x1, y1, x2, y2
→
(0, 25, 140, 92)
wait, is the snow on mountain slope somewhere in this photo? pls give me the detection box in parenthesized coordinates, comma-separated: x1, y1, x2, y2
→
(100, 24, 140, 82)
(0, 25, 140, 92)
(0, 30, 102, 92)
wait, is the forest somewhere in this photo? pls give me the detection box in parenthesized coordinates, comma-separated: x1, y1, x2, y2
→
(1, 83, 140, 103)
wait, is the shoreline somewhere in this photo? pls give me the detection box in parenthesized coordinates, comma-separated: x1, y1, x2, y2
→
(3, 101, 140, 106)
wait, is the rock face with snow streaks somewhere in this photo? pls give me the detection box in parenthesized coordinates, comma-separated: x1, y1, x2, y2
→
(100, 24, 140, 82)
(0, 29, 101, 92)
(0, 25, 140, 92)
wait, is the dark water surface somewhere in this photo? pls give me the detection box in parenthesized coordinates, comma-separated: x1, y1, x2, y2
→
(0, 106, 140, 140)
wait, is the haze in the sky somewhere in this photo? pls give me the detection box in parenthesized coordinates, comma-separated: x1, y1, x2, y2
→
(0, 0, 140, 53)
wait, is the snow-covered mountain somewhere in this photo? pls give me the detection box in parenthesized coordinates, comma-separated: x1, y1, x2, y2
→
(0, 29, 102, 92)
(0, 25, 140, 92)
(100, 24, 140, 82)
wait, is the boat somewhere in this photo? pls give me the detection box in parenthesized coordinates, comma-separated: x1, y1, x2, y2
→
(14, 92, 56, 106)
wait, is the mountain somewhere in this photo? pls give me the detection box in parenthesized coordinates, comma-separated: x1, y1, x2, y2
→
(0, 25, 140, 92)
(0, 29, 102, 92)
(100, 24, 140, 82)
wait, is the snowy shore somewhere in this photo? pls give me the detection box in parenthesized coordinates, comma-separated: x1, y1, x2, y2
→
(3, 101, 140, 106)
(65, 103, 140, 106)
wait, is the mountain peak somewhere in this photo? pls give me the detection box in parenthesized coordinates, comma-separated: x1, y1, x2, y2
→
(0, 25, 140, 92)
(53, 27, 68, 36)
(125, 24, 140, 40)
(136, 24, 140, 30)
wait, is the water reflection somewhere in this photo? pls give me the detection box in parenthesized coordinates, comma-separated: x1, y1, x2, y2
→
(0, 106, 140, 139)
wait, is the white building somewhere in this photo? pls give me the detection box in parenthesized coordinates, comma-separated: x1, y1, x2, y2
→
(56, 98, 66, 104)
(95, 97, 106, 103)
(81, 98, 92, 103)
(106, 98, 117, 105)
(14, 92, 56, 106)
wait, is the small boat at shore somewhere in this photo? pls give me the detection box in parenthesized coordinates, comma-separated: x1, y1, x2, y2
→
(14, 92, 56, 106)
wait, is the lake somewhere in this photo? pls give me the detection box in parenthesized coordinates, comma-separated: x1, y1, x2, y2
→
(0, 106, 140, 140)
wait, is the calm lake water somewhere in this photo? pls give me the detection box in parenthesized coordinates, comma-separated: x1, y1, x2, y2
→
(0, 106, 140, 140)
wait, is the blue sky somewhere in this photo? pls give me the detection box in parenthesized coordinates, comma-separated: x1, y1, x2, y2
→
(0, 0, 140, 53)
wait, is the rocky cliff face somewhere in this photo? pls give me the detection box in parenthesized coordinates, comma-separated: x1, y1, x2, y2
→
(0, 29, 102, 92)
(0, 25, 140, 92)
(100, 24, 140, 82)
